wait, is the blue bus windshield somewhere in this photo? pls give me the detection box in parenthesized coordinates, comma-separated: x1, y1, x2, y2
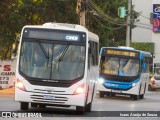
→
(100, 56, 140, 77)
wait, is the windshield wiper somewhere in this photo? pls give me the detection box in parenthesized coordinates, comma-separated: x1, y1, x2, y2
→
(52, 44, 70, 72)
(38, 42, 49, 59)
(58, 44, 70, 62)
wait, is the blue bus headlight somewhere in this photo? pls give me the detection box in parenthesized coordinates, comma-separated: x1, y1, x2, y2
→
(98, 78, 104, 84)
(132, 83, 136, 87)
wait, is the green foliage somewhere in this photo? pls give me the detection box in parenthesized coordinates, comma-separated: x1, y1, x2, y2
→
(0, 0, 127, 59)
(0, 0, 78, 60)
(130, 42, 154, 53)
(88, 0, 127, 48)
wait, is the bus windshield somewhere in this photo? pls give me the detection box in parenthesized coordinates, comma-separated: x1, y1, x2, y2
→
(100, 56, 140, 77)
(19, 41, 85, 81)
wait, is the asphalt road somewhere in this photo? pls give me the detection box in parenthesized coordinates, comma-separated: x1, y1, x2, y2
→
(0, 90, 160, 120)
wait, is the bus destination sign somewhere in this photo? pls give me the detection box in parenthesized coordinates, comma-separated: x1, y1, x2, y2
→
(23, 28, 86, 42)
(104, 49, 138, 57)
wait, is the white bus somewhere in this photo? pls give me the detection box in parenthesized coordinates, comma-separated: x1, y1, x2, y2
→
(15, 23, 99, 112)
(97, 47, 152, 100)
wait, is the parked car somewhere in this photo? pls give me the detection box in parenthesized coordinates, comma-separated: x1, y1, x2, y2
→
(148, 74, 160, 91)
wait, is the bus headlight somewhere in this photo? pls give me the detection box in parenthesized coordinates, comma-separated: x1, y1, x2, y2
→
(17, 79, 26, 91)
(98, 78, 104, 84)
(132, 83, 136, 87)
(73, 84, 85, 95)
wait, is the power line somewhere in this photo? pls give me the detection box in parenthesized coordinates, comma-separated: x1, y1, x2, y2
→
(89, 12, 126, 30)
(131, 10, 150, 20)
(88, 0, 152, 31)
(88, 0, 151, 26)
(135, 25, 152, 30)
(88, 0, 127, 26)
(90, 11, 152, 31)
(138, 13, 150, 20)
(135, 22, 151, 27)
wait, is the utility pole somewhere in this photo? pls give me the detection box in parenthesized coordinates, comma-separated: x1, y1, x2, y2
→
(80, 10, 85, 27)
(76, 0, 86, 27)
(126, 0, 132, 47)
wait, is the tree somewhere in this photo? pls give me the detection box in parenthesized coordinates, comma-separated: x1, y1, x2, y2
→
(0, 0, 18, 59)
(0, 0, 127, 59)
(130, 42, 154, 53)
(0, 0, 78, 60)
(87, 0, 127, 48)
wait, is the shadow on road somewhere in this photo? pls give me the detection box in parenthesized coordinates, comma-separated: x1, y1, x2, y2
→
(14, 107, 119, 117)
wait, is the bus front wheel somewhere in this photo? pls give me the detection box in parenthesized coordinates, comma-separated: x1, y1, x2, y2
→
(20, 102, 29, 110)
(76, 106, 85, 114)
(85, 102, 92, 112)
(139, 94, 144, 99)
(130, 95, 138, 100)
(99, 91, 105, 98)
(110, 93, 115, 97)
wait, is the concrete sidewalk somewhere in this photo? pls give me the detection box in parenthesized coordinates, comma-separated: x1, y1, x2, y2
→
(0, 88, 14, 97)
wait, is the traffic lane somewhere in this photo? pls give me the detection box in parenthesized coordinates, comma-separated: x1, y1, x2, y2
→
(3, 103, 148, 117)
(93, 91, 160, 111)
(1, 91, 160, 112)
(0, 96, 19, 111)
(0, 91, 160, 119)
(0, 99, 160, 119)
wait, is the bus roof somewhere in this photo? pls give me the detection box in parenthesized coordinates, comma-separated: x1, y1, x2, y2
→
(140, 51, 152, 58)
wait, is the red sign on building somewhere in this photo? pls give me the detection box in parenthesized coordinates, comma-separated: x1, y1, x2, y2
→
(0, 60, 16, 89)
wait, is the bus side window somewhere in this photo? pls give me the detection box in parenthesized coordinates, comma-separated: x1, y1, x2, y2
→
(89, 41, 99, 66)
(146, 57, 150, 73)
(93, 42, 99, 65)
(95, 42, 99, 65)
(88, 42, 91, 69)
(142, 57, 149, 73)
(142, 59, 146, 73)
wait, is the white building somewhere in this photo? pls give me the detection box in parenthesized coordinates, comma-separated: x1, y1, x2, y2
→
(132, 0, 160, 73)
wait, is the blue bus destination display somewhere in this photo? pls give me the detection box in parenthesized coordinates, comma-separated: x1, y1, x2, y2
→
(102, 49, 139, 57)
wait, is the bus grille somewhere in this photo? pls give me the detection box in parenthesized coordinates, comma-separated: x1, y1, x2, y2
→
(33, 88, 66, 94)
(30, 94, 68, 104)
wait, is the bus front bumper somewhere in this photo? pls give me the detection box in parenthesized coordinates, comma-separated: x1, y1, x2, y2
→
(97, 83, 139, 95)
(15, 88, 85, 107)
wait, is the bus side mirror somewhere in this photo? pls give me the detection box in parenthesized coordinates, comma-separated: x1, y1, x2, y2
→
(11, 42, 18, 59)
(142, 63, 146, 70)
(11, 35, 20, 59)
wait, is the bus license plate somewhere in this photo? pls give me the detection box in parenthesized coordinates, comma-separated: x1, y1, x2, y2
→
(44, 95, 55, 100)
(111, 90, 122, 93)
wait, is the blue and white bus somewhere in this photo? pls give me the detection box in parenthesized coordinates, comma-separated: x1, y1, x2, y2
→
(15, 23, 99, 112)
(97, 47, 152, 100)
